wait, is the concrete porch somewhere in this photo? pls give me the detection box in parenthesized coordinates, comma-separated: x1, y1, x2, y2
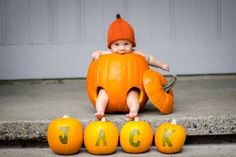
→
(0, 75, 236, 156)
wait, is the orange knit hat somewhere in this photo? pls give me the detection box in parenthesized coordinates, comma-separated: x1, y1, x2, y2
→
(107, 14, 136, 49)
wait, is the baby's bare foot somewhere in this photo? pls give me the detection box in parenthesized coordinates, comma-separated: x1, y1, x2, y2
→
(95, 112, 105, 120)
(126, 113, 139, 121)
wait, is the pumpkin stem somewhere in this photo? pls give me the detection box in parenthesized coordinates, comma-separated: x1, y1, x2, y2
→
(63, 115, 69, 118)
(101, 117, 106, 122)
(171, 119, 177, 125)
(134, 117, 140, 121)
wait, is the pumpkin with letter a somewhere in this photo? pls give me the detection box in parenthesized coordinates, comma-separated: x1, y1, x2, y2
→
(120, 119, 153, 153)
(155, 119, 186, 154)
(86, 53, 149, 113)
(47, 115, 83, 155)
(84, 117, 119, 155)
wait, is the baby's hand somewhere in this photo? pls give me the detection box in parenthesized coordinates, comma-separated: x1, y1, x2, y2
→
(161, 64, 170, 71)
(92, 51, 103, 60)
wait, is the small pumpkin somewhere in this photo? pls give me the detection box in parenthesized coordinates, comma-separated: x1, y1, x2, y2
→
(155, 119, 186, 154)
(84, 117, 119, 155)
(120, 119, 153, 153)
(143, 69, 174, 114)
(86, 53, 149, 113)
(47, 115, 83, 155)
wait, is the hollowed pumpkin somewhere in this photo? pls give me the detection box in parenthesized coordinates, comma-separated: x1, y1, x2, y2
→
(86, 53, 149, 113)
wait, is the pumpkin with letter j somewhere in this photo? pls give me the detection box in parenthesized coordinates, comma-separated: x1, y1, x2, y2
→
(47, 115, 83, 155)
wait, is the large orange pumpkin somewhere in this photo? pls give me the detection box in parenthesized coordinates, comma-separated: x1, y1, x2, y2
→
(84, 117, 119, 154)
(86, 53, 149, 113)
(47, 115, 83, 155)
(120, 120, 153, 153)
(155, 119, 186, 154)
(143, 69, 174, 114)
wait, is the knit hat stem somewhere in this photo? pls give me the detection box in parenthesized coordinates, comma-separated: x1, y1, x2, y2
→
(116, 14, 121, 19)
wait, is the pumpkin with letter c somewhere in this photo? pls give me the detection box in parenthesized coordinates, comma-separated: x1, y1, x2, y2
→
(86, 53, 149, 113)
(84, 117, 119, 154)
(47, 115, 83, 155)
(120, 119, 153, 153)
(155, 119, 186, 154)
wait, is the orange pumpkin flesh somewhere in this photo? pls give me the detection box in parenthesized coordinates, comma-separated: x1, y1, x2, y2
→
(155, 120, 186, 154)
(143, 69, 174, 114)
(47, 115, 83, 155)
(84, 118, 119, 154)
(86, 53, 149, 113)
(120, 120, 153, 153)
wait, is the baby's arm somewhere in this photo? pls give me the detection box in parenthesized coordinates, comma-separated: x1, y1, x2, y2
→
(92, 50, 112, 60)
(134, 50, 169, 71)
(148, 56, 169, 71)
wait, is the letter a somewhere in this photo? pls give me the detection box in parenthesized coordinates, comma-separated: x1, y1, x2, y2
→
(96, 129, 107, 146)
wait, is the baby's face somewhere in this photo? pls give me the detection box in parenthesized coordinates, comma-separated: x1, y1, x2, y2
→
(111, 40, 132, 54)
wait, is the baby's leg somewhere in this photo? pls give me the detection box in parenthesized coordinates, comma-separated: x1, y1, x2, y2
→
(95, 89, 109, 120)
(126, 89, 140, 120)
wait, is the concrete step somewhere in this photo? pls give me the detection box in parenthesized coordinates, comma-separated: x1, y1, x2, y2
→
(0, 118, 236, 147)
(0, 75, 236, 147)
(1, 144, 236, 157)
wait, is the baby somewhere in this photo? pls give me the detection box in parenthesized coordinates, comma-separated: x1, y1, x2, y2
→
(92, 14, 173, 120)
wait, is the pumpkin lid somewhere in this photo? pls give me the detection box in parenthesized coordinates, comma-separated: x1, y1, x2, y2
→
(107, 14, 136, 49)
(143, 70, 174, 114)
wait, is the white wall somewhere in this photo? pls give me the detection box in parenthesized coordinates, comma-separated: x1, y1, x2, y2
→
(0, 0, 236, 80)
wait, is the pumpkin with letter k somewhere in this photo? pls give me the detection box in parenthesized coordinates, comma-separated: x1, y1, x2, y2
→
(155, 119, 186, 154)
